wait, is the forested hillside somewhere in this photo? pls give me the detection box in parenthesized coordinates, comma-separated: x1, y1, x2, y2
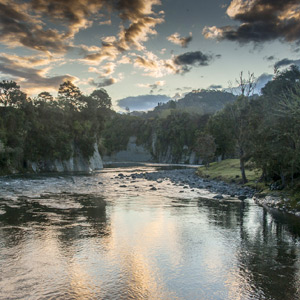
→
(144, 90, 237, 118)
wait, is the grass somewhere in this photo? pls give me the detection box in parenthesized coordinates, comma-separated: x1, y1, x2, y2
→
(196, 159, 262, 188)
(197, 159, 300, 211)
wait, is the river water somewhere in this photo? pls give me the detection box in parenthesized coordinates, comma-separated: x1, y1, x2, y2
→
(0, 165, 300, 300)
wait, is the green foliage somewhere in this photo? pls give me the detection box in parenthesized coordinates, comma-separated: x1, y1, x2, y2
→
(149, 89, 236, 117)
(102, 113, 152, 155)
(194, 132, 216, 167)
(0, 80, 113, 173)
(207, 65, 300, 187)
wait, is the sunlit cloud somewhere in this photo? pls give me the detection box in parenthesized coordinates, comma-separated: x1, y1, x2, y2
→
(0, 54, 76, 94)
(99, 19, 112, 26)
(88, 62, 117, 77)
(0, 1, 67, 53)
(88, 73, 123, 88)
(134, 51, 176, 77)
(167, 32, 193, 48)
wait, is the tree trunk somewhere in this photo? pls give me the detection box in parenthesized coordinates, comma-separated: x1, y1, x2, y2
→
(239, 148, 248, 184)
(280, 169, 285, 188)
(240, 157, 248, 184)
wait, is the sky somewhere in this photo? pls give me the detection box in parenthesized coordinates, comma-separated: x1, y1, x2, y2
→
(0, 0, 300, 111)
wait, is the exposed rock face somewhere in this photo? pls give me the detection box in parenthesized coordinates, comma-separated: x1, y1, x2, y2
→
(104, 135, 202, 165)
(103, 136, 152, 163)
(28, 143, 103, 173)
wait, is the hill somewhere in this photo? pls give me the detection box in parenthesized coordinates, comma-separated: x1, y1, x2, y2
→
(148, 89, 237, 117)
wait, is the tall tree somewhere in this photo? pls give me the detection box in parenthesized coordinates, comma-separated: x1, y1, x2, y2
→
(57, 81, 83, 111)
(0, 80, 27, 108)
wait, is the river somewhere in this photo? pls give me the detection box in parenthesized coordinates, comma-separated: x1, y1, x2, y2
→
(0, 165, 300, 300)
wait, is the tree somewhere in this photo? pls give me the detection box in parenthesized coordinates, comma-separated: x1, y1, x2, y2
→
(194, 132, 216, 168)
(207, 111, 236, 159)
(89, 89, 112, 110)
(228, 71, 256, 97)
(247, 66, 300, 186)
(57, 81, 83, 111)
(0, 80, 27, 107)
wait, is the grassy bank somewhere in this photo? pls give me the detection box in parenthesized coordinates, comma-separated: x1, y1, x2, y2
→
(196, 159, 300, 211)
(196, 159, 261, 188)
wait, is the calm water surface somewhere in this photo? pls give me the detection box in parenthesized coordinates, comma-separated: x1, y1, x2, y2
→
(0, 165, 300, 300)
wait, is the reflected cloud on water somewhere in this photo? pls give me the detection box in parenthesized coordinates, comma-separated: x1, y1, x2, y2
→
(0, 166, 299, 299)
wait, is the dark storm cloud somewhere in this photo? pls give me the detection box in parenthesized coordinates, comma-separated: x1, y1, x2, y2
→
(117, 94, 170, 111)
(173, 51, 217, 73)
(203, 0, 300, 44)
(173, 51, 215, 66)
(274, 58, 300, 69)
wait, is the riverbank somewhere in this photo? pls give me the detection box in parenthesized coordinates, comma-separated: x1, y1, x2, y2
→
(120, 167, 255, 200)
(196, 159, 300, 217)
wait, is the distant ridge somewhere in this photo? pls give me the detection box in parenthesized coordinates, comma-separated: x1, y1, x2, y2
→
(148, 89, 237, 116)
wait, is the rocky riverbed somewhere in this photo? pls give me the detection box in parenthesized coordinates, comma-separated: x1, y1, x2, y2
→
(114, 168, 255, 200)
(113, 167, 300, 218)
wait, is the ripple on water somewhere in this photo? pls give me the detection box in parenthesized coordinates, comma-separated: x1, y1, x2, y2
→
(0, 166, 300, 300)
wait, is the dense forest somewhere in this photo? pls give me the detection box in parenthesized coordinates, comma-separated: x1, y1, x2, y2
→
(104, 65, 300, 189)
(1, 66, 300, 192)
(0, 81, 112, 173)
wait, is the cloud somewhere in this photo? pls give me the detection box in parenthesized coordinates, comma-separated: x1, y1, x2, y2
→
(88, 73, 123, 88)
(99, 20, 112, 25)
(117, 94, 170, 111)
(117, 16, 164, 51)
(133, 50, 219, 77)
(88, 62, 116, 77)
(0, 0, 163, 57)
(89, 77, 118, 88)
(114, 0, 162, 21)
(264, 55, 275, 61)
(137, 80, 165, 93)
(0, 54, 76, 94)
(255, 73, 273, 93)
(173, 51, 218, 73)
(29, 0, 103, 38)
(167, 32, 193, 48)
(134, 51, 177, 77)
(203, 0, 300, 44)
(0, 1, 67, 53)
(83, 0, 164, 64)
(208, 84, 223, 89)
(274, 58, 300, 69)
(174, 51, 214, 66)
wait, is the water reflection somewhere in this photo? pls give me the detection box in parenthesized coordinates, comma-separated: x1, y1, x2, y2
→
(0, 168, 299, 300)
(197, 197, 300, 300)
